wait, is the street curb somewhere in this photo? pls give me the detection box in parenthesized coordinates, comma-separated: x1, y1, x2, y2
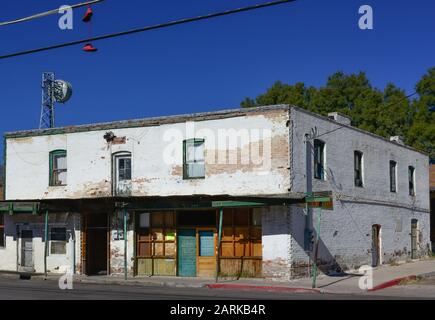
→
(206, 283, 323, 294)
(367, 275, 417, 292)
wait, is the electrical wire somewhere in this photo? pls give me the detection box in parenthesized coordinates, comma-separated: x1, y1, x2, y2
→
(0, 0, 296, 60)
(0, 0, 104, 27)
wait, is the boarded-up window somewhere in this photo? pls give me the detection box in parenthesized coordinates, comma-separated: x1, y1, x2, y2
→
(137, 212, 176, 258)
(219, 208, 262, 258)
(50, 227, 66, 254)
(0, 214, 4, 247)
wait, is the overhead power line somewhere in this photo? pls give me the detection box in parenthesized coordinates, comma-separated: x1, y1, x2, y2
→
(0, 0, 104, 27)
(0, 0, 296, 60)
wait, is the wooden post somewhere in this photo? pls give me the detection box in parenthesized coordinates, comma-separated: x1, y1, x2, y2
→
(215, 207, 223, 283)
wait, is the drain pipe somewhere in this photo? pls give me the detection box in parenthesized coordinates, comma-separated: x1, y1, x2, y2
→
(215, 207, 223, 283)
(44, 210, 48, 278)
(124, 208, 127, 280)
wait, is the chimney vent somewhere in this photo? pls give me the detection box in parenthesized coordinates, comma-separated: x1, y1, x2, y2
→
(390, 136, 404, 145)
(327, 112, 351, 126)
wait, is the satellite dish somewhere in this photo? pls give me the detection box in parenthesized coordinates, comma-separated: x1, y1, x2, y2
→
(53, 80, 73, 103)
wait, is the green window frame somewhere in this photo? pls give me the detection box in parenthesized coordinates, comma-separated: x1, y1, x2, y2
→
(49, 150, 67, 186)
(183, 138, 205, 179)
(314, 139, 325, 180)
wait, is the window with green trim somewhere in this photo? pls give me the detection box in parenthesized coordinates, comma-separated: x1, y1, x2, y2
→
(49, 150, 67, 186)
(183, 139, 205, 179)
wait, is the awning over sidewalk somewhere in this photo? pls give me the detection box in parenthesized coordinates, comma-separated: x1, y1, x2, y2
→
(0, 191, 332, 214)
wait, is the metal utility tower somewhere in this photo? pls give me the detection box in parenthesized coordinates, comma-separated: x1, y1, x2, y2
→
(40, 72, 55, 129)
(39, 72, 73, 129)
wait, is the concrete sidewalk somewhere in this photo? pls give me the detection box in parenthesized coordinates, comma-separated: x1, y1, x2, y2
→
(2, 258, 435, 295)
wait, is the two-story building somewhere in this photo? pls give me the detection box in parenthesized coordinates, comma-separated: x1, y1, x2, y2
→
(0, 105, 431, 280)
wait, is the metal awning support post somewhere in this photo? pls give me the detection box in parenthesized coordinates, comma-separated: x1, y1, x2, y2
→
(124, 207, 128, 281)
(311, 207, 322, 289)
(215, 207, 223, 283)
(44, 210, 49, 279)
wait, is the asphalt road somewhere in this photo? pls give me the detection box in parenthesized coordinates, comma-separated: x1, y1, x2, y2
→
(0, 277, 423, 300)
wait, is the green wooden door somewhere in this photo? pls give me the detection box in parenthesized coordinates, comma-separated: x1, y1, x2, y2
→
(178, 229, 196, 277)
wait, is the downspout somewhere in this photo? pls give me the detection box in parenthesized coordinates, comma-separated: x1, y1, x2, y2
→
(215, 207, 223, 283)
(44, 210, 48, 278)
(124, 208, 127, 280)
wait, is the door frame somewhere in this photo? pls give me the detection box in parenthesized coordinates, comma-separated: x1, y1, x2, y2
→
(19, 228, 34, 272)
(371, 224, 382, 267)
(83, 213, 109, 275)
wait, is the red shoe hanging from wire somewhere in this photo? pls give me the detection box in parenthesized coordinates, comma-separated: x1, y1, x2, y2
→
(82, 6, 93, 22)
(82, 43, 98, 52)
(82, 5, 98, 52)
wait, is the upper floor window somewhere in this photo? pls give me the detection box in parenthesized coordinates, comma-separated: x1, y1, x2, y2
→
(113, 152, 132, 196)
(313, 139, 325, 180)
(0, 214, 4, 248)
(389, 161, 397, 193)
(354, 151, 363, 187)
(408, 166, 415, 196)
(183, 139, 205, 179)
(49, 150, 67, 186)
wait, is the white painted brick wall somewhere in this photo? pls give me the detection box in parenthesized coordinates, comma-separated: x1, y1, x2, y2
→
(288, 107, 431, 277)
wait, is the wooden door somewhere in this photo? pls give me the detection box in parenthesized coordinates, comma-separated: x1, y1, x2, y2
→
(372, 225, 381, 267)
(177, 229, 196, 277)
(197, 229, 216, 277)
(411, 219, 418, 259)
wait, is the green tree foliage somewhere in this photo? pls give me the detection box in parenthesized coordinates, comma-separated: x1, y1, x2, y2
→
(241, 68, 435, 160)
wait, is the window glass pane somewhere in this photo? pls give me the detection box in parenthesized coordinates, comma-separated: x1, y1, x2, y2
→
(199, 230, 214, 256)
(165, 242, 176, 256)
(51, 241, 66, 254)
(194, 141, 205, 161)
(139, 213, 150, 228)
(188, 162, 204, 178)
(186, 142, 196, 162)
(50, 227, 66, 241)
(55, 155, 67, 170)
(58, 170, 67, 185)
(118, 157, 131, 181)
(252, 209, 262, 226)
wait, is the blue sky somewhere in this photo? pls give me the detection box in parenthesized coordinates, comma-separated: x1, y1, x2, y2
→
(0, 0, 434, 162)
